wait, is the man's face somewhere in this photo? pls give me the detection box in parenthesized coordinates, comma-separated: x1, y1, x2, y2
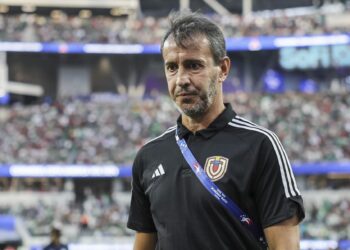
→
(162, 36, 221, 118)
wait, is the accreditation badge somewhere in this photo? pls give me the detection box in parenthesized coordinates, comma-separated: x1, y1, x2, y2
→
(204, 156, 229, 181)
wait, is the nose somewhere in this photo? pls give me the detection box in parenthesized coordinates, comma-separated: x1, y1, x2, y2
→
(175, 68, 190, 87)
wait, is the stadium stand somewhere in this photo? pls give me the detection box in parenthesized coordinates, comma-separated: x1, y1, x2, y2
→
(0, 0, 349, 249)
(0, 92, 349, 248)
(0, 10, 350, 44)
(0, 93, 349, 164)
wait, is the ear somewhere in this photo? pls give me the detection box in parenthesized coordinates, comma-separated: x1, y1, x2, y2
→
(218, 56, 231, 83)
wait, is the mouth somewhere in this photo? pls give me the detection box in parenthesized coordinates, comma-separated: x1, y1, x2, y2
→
(176, 92, 197, 97)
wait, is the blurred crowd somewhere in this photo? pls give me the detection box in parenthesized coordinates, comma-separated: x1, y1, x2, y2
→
(301, 198, 350, 240)
(226, 92, 350, 163)
(0, 177, 65, 192)
(299, 175, 350, 190)
(1, 189, 349, 241)
(0, 92, 349, 165)
(0, 9, 349, 44)
(0, 95, 176, 165)
(0, 189, 130, 240)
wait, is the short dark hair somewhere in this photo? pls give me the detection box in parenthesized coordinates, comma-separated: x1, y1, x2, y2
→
(161, 10, 226, 65)
(51, 227, 61, 237)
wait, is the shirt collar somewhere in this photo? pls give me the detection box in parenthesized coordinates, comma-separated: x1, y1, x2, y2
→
(176, 103, 237, 139)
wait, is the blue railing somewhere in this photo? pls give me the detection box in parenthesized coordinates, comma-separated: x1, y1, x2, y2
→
(0, 33, 349, 54)
(0, 162, 349, 178)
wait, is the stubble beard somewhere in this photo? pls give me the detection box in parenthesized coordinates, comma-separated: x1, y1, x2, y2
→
(174, 76, 217, 119)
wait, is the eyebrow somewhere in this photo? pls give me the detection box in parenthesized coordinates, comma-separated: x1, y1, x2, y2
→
(165, 58, 205, 65)
(183, 59, 205, 65)
(164, 61, 176, 66)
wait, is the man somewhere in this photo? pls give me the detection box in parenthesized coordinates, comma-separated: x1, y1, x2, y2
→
(43, 227, 68, 250)
(127, 10, 304, 250)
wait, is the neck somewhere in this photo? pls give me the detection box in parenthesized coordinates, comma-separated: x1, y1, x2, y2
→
(182, 102, 225, 133)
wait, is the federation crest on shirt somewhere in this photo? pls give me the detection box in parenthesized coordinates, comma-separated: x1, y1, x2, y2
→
(204, 156, 229, 181)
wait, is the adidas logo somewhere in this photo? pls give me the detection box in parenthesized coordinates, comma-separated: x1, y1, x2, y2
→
(152, 164, 165, 178)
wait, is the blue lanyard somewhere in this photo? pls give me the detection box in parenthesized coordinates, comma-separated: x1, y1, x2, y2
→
(175, 128, 267, 248)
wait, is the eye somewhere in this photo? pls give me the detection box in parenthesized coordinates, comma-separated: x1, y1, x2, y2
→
(189, 63, 201, 70)
(166, 63, 178, 73)
(186, 61, 203, 71)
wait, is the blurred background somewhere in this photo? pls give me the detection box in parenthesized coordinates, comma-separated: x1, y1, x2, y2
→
(0, 0, 349, 249)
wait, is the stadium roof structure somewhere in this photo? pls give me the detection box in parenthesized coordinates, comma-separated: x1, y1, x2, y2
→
(139, 0, 316, 16)
(0, 0, 346, 19)
(0, 0, 332, 16)
(0, 0, 139, 9)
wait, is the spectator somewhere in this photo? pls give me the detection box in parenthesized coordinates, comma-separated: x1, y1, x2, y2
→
(43, 227, 68, 250)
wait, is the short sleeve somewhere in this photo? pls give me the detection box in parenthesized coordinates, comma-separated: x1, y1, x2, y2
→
(127, 151, 157, 232)
(253, 135, 305, 228)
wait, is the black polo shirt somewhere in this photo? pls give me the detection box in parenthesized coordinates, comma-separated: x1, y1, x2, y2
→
(43, 243, 68, 250)
(127, 104, 304, 250)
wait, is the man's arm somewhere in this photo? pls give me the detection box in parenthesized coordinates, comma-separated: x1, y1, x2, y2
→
(263, 215, 300, 250)
(133, 232, 157, 250)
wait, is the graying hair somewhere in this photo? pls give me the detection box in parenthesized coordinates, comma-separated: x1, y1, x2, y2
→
(161, 10, 226, 65)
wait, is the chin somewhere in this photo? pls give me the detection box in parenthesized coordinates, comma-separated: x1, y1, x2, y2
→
(183, 106, 207, 118)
